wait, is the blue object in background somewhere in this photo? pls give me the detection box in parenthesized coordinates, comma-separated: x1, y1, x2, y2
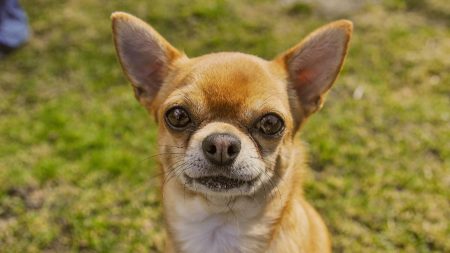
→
(0, 0, 29, 49)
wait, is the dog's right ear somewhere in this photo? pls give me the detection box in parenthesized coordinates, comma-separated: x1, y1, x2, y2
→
(111, 12, 183, 108)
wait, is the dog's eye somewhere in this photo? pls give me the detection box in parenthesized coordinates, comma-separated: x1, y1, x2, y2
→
(165, 107, 191, 129)
(257, 114, 284, 136)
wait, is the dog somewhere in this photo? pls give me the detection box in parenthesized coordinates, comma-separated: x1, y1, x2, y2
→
(111, 12, 352, 253)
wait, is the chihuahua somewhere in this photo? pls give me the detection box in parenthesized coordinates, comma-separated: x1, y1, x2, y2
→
(112, 12, 352, 253)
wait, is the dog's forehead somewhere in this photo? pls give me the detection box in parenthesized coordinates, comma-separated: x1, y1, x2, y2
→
(184, 53, 287, 117)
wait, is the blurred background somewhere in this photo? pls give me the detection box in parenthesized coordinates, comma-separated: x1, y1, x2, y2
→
(0, 0, 448, 252)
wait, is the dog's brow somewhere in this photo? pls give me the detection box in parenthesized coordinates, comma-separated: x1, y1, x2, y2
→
(175, 87, 196, 107)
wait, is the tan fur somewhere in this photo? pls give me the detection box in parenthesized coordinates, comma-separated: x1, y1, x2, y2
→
(111, 12, 352, 253)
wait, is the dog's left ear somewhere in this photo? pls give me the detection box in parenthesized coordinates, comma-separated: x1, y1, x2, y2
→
(274, 20, 353, 118)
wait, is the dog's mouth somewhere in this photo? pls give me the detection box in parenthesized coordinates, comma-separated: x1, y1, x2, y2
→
(184, 174, 258, 192)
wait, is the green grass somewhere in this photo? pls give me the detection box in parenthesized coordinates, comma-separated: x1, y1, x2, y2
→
(0, 0, 448, 252)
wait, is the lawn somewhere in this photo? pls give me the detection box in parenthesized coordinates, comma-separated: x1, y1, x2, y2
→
(0, 0, 448, 252)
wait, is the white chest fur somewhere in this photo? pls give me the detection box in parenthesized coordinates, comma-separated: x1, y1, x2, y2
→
(174, 210, 241, 253)
(165, 187, 271, 253)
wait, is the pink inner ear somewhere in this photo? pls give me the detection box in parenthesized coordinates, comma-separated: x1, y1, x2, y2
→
(147, 61, 161, 76)
(120, 34, 167, 88)
(289, 38, 344, 103)
(297, 67, 316, 86)
(113, 14, 180, 101)
(278, 20, 352, 116)
(139, 59, 164, 94)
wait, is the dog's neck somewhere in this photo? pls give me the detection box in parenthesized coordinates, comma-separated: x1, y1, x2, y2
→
(162, 146, 302, 253)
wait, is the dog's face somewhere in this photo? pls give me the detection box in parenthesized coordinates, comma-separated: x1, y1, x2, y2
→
(112, 12, 352, 197)
(155, 53, 293, 196)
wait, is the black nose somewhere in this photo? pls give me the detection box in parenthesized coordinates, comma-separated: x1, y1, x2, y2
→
(202, 133, 241, 166)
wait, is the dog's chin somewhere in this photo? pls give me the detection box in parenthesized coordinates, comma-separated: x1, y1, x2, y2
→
(182, 174, 261, 196)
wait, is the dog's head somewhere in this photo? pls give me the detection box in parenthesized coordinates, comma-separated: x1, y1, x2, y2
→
(112, 12, 352, 197)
